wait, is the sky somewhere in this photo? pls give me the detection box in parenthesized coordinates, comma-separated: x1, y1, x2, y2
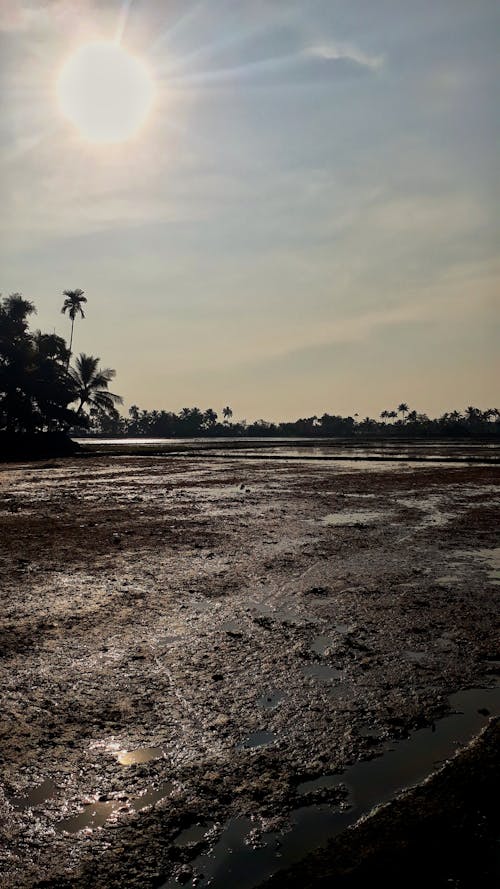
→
(1, 0, 499, 422)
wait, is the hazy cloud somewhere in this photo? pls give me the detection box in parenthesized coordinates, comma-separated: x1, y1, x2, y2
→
(0, 1, 36, 31)
(304, 41, 384, 71)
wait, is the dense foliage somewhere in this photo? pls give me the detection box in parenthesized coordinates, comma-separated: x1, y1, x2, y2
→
(0, 293, 120, 434)
(3, 292, 497, 441)
(87, 403, 500, 439)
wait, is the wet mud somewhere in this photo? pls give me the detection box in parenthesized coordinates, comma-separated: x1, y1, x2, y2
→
(0, 452, 499, 887)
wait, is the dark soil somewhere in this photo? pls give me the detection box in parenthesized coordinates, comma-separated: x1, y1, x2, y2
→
(0, 452, 498, 887)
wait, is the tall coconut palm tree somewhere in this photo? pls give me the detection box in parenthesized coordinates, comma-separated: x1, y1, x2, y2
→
(222, 405, 233, 423)
(61, 289, 87, 367)
(397, 403, 409, 422)
(70, 353, 122, 419)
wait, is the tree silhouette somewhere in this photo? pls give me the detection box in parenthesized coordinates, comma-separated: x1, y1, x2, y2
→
(397, 403, 409, 422)
(203, 408, 218, 430)
(70, 353, 122, 420)
(380, 410, 389, 423)
(0, 293, 78, 433)
(222, 406, 233, 423)
(61, 289, 87, 367)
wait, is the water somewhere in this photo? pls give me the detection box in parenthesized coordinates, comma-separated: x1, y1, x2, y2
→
(74, 438, 500, 466)
(303, 664, 341, 681)
(56, 780, 174, 833)
(237, 731, 277, 750)
(257, 690, 286, 710)
(131, 781, 174, 812)
(161, 681, 500, 889)
(297, 774, 344, 795)
(11, 778, 56, 809)
(57, 800, 120, 832)
(174, 822, 215, 847)
(117, 746, 164, 765)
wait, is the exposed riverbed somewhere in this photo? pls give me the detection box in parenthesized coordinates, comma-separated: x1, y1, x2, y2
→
(0, 449, 498, 887)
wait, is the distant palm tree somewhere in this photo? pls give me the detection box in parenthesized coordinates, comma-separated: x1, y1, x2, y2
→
(203, 408, 218, 429)
(61, 289, 87, 367)
(397, 403, 409, 422)
(70, 353, 122, 418)
(380, 410, 389, 423)
(465, 405, 480, 423)
(222, 406, 233, 423)
(388, 410, 398, 422)
(485, 408, 499, 422)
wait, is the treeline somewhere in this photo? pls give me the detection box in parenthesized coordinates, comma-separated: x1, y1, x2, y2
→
(4, 291, 497, 443)
(0, 292, 120, 435)
(88, 403, 500, 439)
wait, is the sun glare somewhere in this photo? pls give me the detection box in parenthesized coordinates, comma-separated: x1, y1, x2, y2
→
(57, 41, 155, 144)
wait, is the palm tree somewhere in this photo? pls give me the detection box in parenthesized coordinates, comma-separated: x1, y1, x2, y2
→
(61, 289, 87, 367)
(70, 353, 122, 419)
(397, 403, 409, 422)
(203, 408, 218, 429)
(222, 405, 233, 423)
(380, 410, 389, 424)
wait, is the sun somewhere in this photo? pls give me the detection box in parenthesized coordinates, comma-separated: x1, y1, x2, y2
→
(57, 41, 156, 144)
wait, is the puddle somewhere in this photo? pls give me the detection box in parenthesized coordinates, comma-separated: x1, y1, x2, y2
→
(57, 781, 175, 832)
(11, 778, 56, 809)
(57, 800, 120, 833)
(297, 774, 343, 795)
(161, 681, 500, 889)
(237, 731, 276, 750)
(117, 746, 164, 766)
(130, 781, 174, 812)
(253, 604, 311, 627)
(311, 636, 334, 656)
(257, 690, 286, 710)
(174, 822, 215, 847)
(303, 664, 341, 681)
(357, 722, 384, 739)
(322, 511, 383, 526)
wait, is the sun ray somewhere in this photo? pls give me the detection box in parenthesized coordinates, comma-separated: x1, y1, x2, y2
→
(114, 0, 135, 46)
(147, 0, 208, 56)
(165, 51, 300, 90)
(149, 19, 271, 78)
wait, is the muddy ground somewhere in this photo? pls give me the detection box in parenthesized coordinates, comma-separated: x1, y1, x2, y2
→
(0, 453, 499, 887)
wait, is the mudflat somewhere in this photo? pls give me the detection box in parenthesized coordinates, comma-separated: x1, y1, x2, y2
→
(0, 452, 499, 887)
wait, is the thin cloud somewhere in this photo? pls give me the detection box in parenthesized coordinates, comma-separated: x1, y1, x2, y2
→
(304, 42, 384, 71)
(0, 1, 35, 31)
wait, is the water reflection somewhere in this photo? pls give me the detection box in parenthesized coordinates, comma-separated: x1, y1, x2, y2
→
(117, 746, 164, 766)
(161, 681, 500, 889)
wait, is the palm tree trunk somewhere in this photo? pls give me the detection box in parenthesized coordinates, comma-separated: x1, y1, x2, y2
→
(66, 318, 75, 371)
